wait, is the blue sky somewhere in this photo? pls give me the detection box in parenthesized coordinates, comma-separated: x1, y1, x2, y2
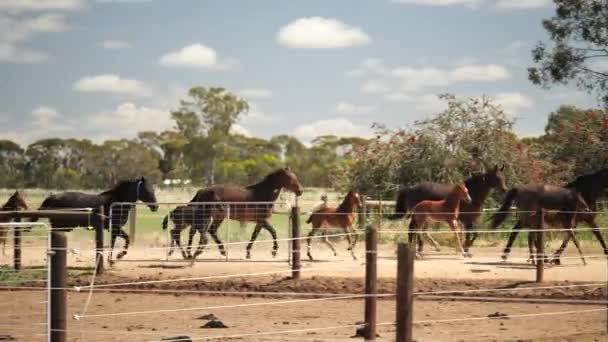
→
(0, 0, 599, 144)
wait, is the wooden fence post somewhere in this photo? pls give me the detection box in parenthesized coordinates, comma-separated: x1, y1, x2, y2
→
(536, 208, 544, 283)
(364, 225, 377, 341)
(95, 206, 104, 275)
(291, 206, 301, 280)
(50, 231, 67, 342)
(13, 221, 21, 271)
(396, 243, 415, 342)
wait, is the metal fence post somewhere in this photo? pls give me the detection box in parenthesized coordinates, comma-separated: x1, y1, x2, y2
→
(49, 231, 67, 342)
(536, 208, 544, 283)
(291, 206, 301, 280)
(364, 225, 377, 341)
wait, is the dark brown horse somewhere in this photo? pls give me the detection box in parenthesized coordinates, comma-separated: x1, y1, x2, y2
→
(180, 167, 303, 259)
(35, 178, 158, 262)
(0, 191, 28, 255)
(501, 168, 608, 264)
(491, 184, 589, 264)
(409, 184, 472, 257)
(306, 190, 362, 261)
(389, 165, 507, 256)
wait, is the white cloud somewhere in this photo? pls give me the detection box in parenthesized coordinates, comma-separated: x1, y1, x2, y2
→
(277, 17, 371, 49)
(31, 106, 60, 125)
(230, 124, 251, 137)
(159, 43, 239, 70)
(392, 0, 483, 7)
(101, 40, 130, 49)
(0, 43, 48, 63)
(448, 64, 511, 82)
(495, 0, 551, 9)
(0, 0, 83, 13)
(88, 102, 171, 140)
(73, 74, 150, 96)
(352, 59, 511, 94)
(493, 92, 533, 115)
(362, 80, 391, 94)
(239, 102, 279, 125)
(238, 88, 273, 99)
(393, 0, 551, 10)
(335, 101, 374, 115)
(294, 117, 372, 141)
(384, 92, 412, 102)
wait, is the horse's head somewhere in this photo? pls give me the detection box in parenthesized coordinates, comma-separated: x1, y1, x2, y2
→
(135, 177, 159, 212)
(275, 167, 303, 196)
(346, 190, 362, 209)
(485, 164, 507, 192)
(9, 190, 28, 210)
(456, 184, 472, 204)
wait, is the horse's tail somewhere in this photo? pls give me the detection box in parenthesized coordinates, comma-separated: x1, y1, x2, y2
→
(162, 214, 169, 230)
(491, 188, 518, 229)
(388, 188, 409, 221)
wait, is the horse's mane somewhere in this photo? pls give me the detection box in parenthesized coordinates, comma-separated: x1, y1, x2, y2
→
(100, 179, 138, 196)
(247, 169, 283, 190)
(336, 192, 356, 213)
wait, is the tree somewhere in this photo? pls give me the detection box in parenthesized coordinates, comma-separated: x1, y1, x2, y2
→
(0, 140, 25, 188)
(542, 105, 608, 176)
(528, 0, 608, 106)
(171, 87, 249, 184)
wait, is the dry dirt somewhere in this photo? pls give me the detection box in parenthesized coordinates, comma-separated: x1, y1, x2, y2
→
(2, 240, 607, 341)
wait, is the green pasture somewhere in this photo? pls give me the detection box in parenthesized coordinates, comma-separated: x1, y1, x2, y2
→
(2, 188, 608, 250)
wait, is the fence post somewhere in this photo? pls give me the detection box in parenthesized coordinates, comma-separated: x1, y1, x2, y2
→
(536, 208, 544, 283)
(291, 206, 301, 280)
(396, 243, 415, 342)
(95, 206, 104, 275)
(49, 231, 67, 342)
(364, 225, 377, 341)
(13, 222, 21, 271)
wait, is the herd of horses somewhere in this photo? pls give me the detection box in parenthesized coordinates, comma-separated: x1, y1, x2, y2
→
(1, 165, 607, 265)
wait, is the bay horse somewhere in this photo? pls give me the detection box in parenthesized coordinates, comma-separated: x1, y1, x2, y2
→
(34, 177, 158, 263)
(501, 168, 608, 264)
(184, 167, 303, 260)
(389, 165, 507, 256)
(491, 184, 589, 264)
(161, 197, 224, 260)
(0, 191, 28, 255)
(409, 184, 472, 258)
(305, 190, 362, 261)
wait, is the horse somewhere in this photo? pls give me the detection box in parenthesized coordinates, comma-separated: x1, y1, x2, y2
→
(491, 184, 589, 264)
(305, 190, 362, 261)
(0, 191, 28, 255)
(180, 167, 303, 260)
(408, 184, 472, 258)
(389, 165, 507, 256)
(500, 168, 608, 265)
(161, 198, 224, 260)
(35, 177, 158, 263)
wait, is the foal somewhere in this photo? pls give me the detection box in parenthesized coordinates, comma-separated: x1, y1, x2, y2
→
(306, 191, 362, 261)
(0, 191, 28, 255)
(409, 184, 472, 258)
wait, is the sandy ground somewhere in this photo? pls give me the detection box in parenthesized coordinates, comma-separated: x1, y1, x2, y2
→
(0, 291, 606, 342)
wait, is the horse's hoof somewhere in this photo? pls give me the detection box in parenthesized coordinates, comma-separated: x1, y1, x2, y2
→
(500, 255, 508, 262)
(307, 254, 314, 261)
(116, 251, 127, 260)
(550, 258, 561, 266)
(271, 250, 278, 258)
(246, 252, 251, 260)
(220, 251, 226, 257)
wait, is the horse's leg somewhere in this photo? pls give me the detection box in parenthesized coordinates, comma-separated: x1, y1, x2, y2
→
(185, 226, 197, 259)
(449, 220, 466, 257)
(502, 220, 523, 261)
(551, 216, 586, 266)
(108, 229, 117, 266)
(246, 223, 263, 259)
(424, 231, 441, 253)
(171, 227, 189, 260)
(588, 217, 608, 256)
(463, 221, 475, 258)
(206, 218, 226, 257)
(306, 228, 317, 261)
(344, 226, 358, 260)
(528, 231, 536, 264)
(116, 229, 129, 259)
(192, 223, 210, 260)
(261, 221, 279, 258)
(322, 233, 338, 257)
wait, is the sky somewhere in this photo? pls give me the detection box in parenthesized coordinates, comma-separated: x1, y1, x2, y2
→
(0, 0, 600, 145)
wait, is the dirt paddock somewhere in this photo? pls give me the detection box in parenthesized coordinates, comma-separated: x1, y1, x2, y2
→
(1, 242, 607, 341)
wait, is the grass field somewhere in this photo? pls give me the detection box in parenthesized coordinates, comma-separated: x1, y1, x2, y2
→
(2, 188, 607, 249)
